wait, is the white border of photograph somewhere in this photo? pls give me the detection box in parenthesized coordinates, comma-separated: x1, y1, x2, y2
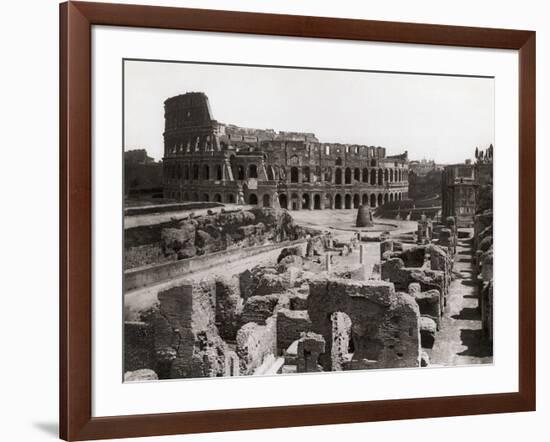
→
(92, 25, 518, 418)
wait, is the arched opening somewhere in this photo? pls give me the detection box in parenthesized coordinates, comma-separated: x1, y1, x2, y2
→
(324, 167, 332, 182)
(384, 193, 389, 204)
(389, 169, 394, 182)
(378, 168, 384, 185)
(192, 192, 199, 202)
(370, 194, 376, 208)
(249, 164, 258, 178)
(378, 194, 383, 206)
(370, 159, 377, 167)
(362, 168, 368, 183)
(302, 167, 310, 183)
(335, 168, 342, 185)
(203, 165, 210, 180)
(336, 157, 343, 166)
(302, 193, 310, 210)
(213, 193, 222, 203)
(279, 194, 288, 209)
(345, 194, 352, 209)
(291, 193, 299, 210)
(345, 168, 352, 184)
(266, 166, 275, 181)
(384, 169, 389, 183)
(389, 193, 394, 202)
(362, 194, 369, 205)
(192, 164, 199, 180)
(335, 194, 343, 209)
(176, 164, 182, 179)
(353, 194, 360, 209)
(237, 165, 245, 180)
(325, 194, 332, 209)
(216, 165, 223, 180)
(203, 193, 210, 202)
(226, 193, 235, 204)
(314, 194, 321, 210)
(354, 168, 361, 182)
(248, 193, 258, 205)
(184, 165, 190, 180)
(262, 194, 271, 207)
(290, 167, 299, 183)
(370, 169, 376, 185)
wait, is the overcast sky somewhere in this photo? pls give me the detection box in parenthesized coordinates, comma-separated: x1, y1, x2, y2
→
(124, 59, 494, 164)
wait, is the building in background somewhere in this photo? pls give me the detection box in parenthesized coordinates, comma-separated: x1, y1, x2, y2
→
(162, 92, 409, 210)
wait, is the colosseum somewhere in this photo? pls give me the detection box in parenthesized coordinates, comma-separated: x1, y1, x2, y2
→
(163, 92, 409, 210)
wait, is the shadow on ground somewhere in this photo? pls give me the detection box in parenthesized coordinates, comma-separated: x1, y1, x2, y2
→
(457, 329, 493, 358)
(452, 307, 481, 321)
(33, 422, 58, 438)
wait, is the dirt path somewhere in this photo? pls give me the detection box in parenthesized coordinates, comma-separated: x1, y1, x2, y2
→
(429, 234, 492, 366)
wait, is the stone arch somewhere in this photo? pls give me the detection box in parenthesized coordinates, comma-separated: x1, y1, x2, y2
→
(216, 165, 223, 180)
(213, 193, 222, 203)
(291, 167, 299, 183)
(192, 192, 199, 202)
(389, 169, 394, 182)
(370, 169, 376, 185)
(202, 193, 210, 202)
(262, 194, 271, 207)
(378, 168, 384, 185)
(377, 194, 383, 206)
(237, 165, 245, 180)
(249, 164, 258, 178)
(362, 194, 369, 205)
(362, 168, 368, 183)
(389, 193, 394, 202)
(291, 193, 300, 210)
(307, 279, 420, 371)
(325, 193, 333, 209)
(345, 168, 352, 185)
(353, 194, 360, 209)
(302, 193, 310, 210)
(384, 193, 389, 204)
(335, 168, 343, 185)
(335, 194, 343, 209)
(183, 164, 190, 180)
(279, 193, 288, 209)
(336, 157, 343, 166)
(370, 194, 376, 208)
(354, 168, 361, 182)
(302, 166, 311, 183)
(176, 164, 182, 179)
(345, 194, 352, 209)
(248, 193, 258, 205)
(226, 193, 235, 204)
(324, 167, 332, 182)
(370, 159, 377, 167)
(266, 166, 275, 181)
(384, 169, 389, 182)
(203, 164, 210, 180)
(314, 194, 322, 210)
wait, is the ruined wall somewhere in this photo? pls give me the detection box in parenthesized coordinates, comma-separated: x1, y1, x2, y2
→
(307, 278, 421, 371)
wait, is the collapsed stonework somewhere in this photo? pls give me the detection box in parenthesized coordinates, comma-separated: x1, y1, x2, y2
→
(125, 207, 304, 269)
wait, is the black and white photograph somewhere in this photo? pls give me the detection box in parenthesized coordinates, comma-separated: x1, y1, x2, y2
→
(123, 59, 494, 382)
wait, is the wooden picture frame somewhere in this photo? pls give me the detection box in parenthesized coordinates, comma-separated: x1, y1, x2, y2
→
(59, 1, 536, 440)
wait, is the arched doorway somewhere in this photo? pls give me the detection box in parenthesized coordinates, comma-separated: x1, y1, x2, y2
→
(378, 168, 384, 185)
(203, 193, 209, 202)
(362, 194, 368, 205)
(345, 168, 352, 184)
(226, 193, 235, 204)
(291, 193, 299, 210)
(335, 168, 342, 185)
(370, 194, 376, 208)
(325, 194, 332, 209)
(353, 194, 360, 209)
(377, 194, 383, 206)
(335, 194, 343, 209)
(291, 167, 299, 183)
(370, 169, 376, 185)
(362, 168, 368, 183)
(279, 194, 288, 209)
(262, 194, 271, 207)
(384, 194, 389, 204)
(354, 168, 360, 182)
(302, 193, 310, 210)
(214, 193, 222, 203)
(249, 194, 258, 205)
(314, 194, 321, 210)
(249, 164, 258, 178)
(345, 194, 352, 209)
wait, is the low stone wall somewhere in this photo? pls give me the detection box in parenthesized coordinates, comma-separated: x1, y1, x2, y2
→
(125, 238, 305, 291)
(276, 309, 312, 352)
(236, 316, 278, 375)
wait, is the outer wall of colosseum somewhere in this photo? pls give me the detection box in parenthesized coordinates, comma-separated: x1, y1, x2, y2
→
(162, 92, 409, 210)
